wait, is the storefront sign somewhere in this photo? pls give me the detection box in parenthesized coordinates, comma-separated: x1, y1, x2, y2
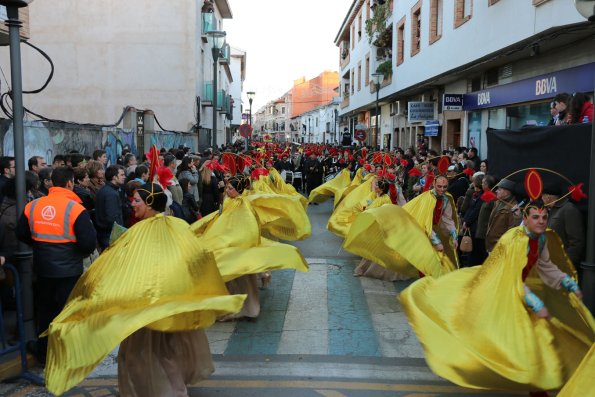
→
(424, 121, 440, 137)
(408, 102, 435, 123)
(442, 94, 463, 111)
(463, 62, 595, 110)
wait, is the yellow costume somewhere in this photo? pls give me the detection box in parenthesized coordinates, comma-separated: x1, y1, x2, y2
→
(400, 227, 595, 392)
(257, 168, 308, 209)
(308, 168, 352, 204)
(327, 176, 391, 239)
(334, 167, 367, 208)
(190, 194, 309, 281)
(557, 343, 595, 397)
(343, 189, 458, 277)
(44, 215, 246, 395)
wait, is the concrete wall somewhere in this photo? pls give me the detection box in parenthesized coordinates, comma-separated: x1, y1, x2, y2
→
(0, 1, 199, 132)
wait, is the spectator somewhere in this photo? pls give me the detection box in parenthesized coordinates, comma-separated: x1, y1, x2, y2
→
(177, 157, 200, 205)
(553, 93, 570, 125)
(86, 160, 105, 200)
(461, 174, 485, 267)
(133, 165, 149, 184)
(548, 101, 559, 126)
(447, 163, 469, 204)
(16, 167, 96, 365)
(92, 149, 108, 168)
(0, 156, 15, 205)
(69, 153, 87, 168)
(38, 167, 53, 196)
(123, 153, 137, 177)
(52, 155, 66, 168)
(467, 148, 480, 172)
(479, 159, 488, 174)
(94, 165, 127, 250)
(485, 178, 521, 252)
(163, 154, 183, 204)
(73, 167, 94, 212)
(567, 92, 594, 124)
(179, 178, 200, 224)
(198, 161, 222, 216)
(27, 156, 47, 174)
(474, 175, 497, 262)
(25, 171, 43, 200)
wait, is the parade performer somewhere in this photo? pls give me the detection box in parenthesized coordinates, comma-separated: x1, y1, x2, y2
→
(557, 343, 595, 397)
(43, 183, 246, 396)
(344, 156, 459, 277)
(191, 173, 309, 319)
(308, 166, 352, 205)
(400, 170, 594, 396)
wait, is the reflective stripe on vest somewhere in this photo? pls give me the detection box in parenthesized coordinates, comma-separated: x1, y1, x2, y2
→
(28, 199, 78, 242)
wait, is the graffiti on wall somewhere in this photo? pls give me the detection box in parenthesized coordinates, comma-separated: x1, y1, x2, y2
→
(0, 120, 196, 165)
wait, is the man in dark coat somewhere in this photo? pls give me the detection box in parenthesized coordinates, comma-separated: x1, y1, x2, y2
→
(94, 165, 127, 249)
(542, 184, 585, 268)
(485, 178, 521, 252)
(304, 151, 323, 196)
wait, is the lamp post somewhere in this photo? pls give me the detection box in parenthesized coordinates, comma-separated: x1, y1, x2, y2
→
(1, 0, 35, 342)
(371, 72, 385, 149)
(247, 91, 255, 151)
(206, 30, 226, 150)
(574, 0, 595, 313)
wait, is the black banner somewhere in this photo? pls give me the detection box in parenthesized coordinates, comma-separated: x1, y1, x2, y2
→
(487, 124, 592, 210)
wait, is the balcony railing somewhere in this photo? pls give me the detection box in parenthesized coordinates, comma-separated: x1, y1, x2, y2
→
(341, 95, 350, 109)
(202, 13, 215, 34)
(203, 81, 214, 102)
(220, 43, 231, 64)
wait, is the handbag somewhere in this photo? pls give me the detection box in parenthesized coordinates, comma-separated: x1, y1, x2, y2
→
(459, 229, 473, 253)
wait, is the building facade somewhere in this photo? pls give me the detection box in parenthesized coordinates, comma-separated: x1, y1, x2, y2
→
(0, 0, 243, 153)
(336, 0, 595, 156)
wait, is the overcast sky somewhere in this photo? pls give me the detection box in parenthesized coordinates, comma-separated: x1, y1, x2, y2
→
(225, 0, 349, 112)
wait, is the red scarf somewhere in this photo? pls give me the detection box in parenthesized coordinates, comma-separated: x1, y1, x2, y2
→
(433, 197, 443, 225)
(522, 238, 539, 281)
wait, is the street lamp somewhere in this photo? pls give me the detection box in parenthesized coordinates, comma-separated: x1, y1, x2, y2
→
(371, 72, 385, 149)
(574, 0, 595, 313)
(247, 91, 255, 151)
(206, 30, 226, 150)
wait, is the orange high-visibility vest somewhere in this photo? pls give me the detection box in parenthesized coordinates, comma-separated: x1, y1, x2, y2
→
(24, 193, 85, 244)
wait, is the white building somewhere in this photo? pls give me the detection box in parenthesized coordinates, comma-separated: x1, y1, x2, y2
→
(297, 98, 341, 144)
(335, 0, 595, 156)
(0, 0, 243, 151)
(228, 47, 246, 143)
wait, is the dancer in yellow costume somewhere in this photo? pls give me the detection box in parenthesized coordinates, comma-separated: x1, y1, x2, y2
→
(308, 166, 352, 205)
(43, 183, 246, 396)
(557, 343, 595, 397)
(327, 170, 390, 239)
(344, 174, 459, 277)
(401, 200, 594, 396)
(334, 166, 368, 208)
(191, 175, 309, 319)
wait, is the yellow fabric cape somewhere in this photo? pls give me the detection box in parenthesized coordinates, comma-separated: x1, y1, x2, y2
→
(557, 343, 595, 397)
(403, 190, 459, 271)
(259, 168, 309, 209)
(400, 227, 595, 392)
(44, 215, 246, 396)
(308, 168, 352, 204)
(190, 195, 309, 281)
(343, 204, 446, 278)
(327, 176, 391, 239)
(246, 192, 312, 241)
(334, 167, 367, 208)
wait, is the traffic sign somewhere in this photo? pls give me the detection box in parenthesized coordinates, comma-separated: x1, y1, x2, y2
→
(354, 129, 367, 141)
(239, 124, 253, 138)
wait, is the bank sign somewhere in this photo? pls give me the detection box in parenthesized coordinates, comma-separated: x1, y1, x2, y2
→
(463, 62, 595, 110)
(408, 102, 435, 123)
(442, 94, 463, 111)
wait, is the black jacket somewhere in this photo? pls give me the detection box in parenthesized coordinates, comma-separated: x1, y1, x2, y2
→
(17, 209, 96, 278)
(94, 182, 125, 247)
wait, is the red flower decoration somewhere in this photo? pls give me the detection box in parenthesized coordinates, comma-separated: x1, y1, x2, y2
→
(437, 156, 450, 175)
(348, 154, 354, 161)
(383, 154, 392, 166)
(157, 166, 173, 187)
(387, 173, 396, 181)
(250, 168, 269, 180)
(359, 158, 365, 165)
(524, 169, 543, 201)
(423, 171, 435, 192)
(339, 158, 345, 164)
(481, 190, 497, 202)
(222, 153, 237, 176)
(364, 164, 373, 172)
(408, 167, 422, 177)
(377, 169, 386, 178)
(463, 167, 474, 177)
(569, 183, 588, 202)
(400, 159, 409, 167)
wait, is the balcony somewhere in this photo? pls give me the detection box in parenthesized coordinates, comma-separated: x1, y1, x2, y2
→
(220, 43, 231, 64)
(341, 93, 350, 109)
(203, 81, 214, 103)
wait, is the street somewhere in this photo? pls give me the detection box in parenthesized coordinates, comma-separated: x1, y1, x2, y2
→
(1, 201, 525, 396)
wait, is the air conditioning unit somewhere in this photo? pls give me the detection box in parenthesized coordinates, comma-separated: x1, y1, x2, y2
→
(392, 101, 407, 116)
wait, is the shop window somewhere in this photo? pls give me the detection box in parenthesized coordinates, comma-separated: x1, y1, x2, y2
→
(430, 0, 443, 44)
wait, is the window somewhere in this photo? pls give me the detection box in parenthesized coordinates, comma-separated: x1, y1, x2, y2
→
(430, 0, 443, 44)
(358, 12, 362, 41)
(365, 54, 370, 86)
(454, 0, 472, 28)
(411, 1, 422, 57)
(488, 0, 500, 5)
(351, 69, 355, 94)
(397, 17, 405, 66)
(366, 0, 370, 19)
(352, 24, 356, 49)
(357, 62, 362, 91)
(282, 107, 285, 114)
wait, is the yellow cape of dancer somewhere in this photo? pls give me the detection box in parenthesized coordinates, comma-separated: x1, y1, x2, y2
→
(558, 343, 595, 397)
(190, 194, 309, 281)
(44, 215, 246, 396)
(400, 227, 595, 392)
(334, 167, 367, 208)
(343, 189, 458, 277)
(308, 168, 352, 204)
(327, 176, 391, 239)
(256, 168, 308, 209)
